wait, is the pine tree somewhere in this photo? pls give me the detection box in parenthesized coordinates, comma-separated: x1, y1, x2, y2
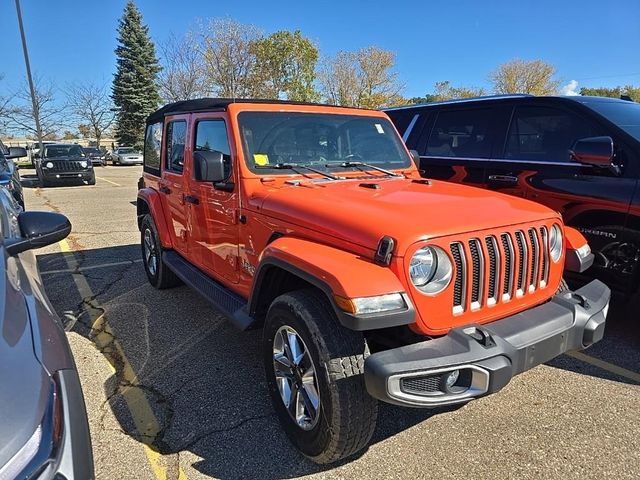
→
(112, 1, 161, 148)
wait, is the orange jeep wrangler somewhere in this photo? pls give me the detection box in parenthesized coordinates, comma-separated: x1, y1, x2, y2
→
(137, 99, 610, 463)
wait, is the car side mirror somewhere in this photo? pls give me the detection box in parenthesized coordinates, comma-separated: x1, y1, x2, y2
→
(7, 147, 27, 159)
(194, 150, 226, 182)
(570, 136, 614, 168)
(6, 211, 72, 256)
(409, 149, 420, 165)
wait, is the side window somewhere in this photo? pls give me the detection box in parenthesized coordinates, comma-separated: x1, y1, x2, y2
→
(194, 120, 232, 179)
(144, 122, 162, 175)
(505, 106, 597, 162)
(165, 121, 187, 173)
(426, 109, 494, 158)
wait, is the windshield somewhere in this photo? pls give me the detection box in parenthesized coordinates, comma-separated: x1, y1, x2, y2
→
(118, 148, 135, 154)
(238, 112, 411, 174)
(44, 145, 85, 158)
(587, 101, 640, 141)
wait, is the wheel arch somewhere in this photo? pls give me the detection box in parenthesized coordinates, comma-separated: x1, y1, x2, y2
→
(137, 188, 173, 249)
(248, 237, 415, 331)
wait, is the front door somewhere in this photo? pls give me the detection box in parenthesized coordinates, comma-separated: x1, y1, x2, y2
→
(486, 104, 637, 290)
(160, 115, 190, 256)
(186, 115, 240, 284)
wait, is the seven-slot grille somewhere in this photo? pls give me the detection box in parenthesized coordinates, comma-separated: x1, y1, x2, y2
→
(48, 161, 85, 171)
(451, 226, 551, 314)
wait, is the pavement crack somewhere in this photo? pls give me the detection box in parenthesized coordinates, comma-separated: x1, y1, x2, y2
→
(175, 414, 270, 452)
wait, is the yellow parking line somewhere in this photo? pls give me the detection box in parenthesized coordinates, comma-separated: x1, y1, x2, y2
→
(567, 351, 640, 384)
(59, 239, 187, 479)
(96, 176, 121, 186)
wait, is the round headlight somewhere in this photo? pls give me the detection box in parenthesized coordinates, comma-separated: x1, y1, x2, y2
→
(409, 246, 452, 295)
(550, 224, 563, 262)
(80, 161, 88, 168)
(45, 162, 54, 169)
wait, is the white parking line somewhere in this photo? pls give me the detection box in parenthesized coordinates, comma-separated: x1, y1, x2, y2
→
(41, 258, 143, 275)
(567, 351, 640, 384)
(96, 176, 121, 186)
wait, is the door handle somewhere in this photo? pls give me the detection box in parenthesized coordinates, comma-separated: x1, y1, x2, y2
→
(159, 185, 171, 194)
(184, 195, 199, 205)
(488, 174, 518, 184)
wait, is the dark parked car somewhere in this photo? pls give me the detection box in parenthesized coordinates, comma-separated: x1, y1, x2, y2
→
(83, 147, 107, 167)
(386, 95, 640, 297)
(0, 187, 93, 478)
(35, 144, 96, 187)
(0, 140, 26, 210)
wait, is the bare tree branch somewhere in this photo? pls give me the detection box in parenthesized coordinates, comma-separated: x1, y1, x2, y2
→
(65, 82, 115, 147)
(158, 32, 209, 102)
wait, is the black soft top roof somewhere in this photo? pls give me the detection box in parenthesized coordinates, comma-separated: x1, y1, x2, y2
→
(146, 98, 351, 125)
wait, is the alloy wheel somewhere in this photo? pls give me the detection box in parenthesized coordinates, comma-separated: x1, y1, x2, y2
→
(273, 325, 321, 430)
(143, 228, 157, 276)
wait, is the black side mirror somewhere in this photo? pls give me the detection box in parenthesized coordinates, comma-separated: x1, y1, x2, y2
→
(570, 136, 614, 168)
(409, 149, 420, 165)
(194, 150, 226, 182)
(7, 147, 27, 159)
(6, 211, 71, 256)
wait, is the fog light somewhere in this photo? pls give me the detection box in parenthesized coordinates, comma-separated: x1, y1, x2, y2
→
(444, 370, 459, 388)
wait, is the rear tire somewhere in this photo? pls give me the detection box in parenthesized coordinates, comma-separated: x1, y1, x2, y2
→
(140, 214, 181, 289)
(263, 289, 377, 464)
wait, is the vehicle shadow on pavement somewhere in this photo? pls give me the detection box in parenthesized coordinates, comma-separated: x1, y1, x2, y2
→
(37, 245, 448, 479)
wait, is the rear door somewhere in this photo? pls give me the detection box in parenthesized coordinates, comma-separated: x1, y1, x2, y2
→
(159, 115, 190, 256)
(486, 102, 637, 290)
(186, 114, 240, 284)
(417, 106, 510, 188)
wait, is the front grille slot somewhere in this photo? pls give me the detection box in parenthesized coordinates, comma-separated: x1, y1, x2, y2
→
(515, 231, 528, 297)
(540, 226, 550, 287)
(50, 161, 83, 171)
(485, 236, 500, 306)
(528, 228, 540, 292)
(468, 239, 484, 310)
(501, 233, 514, 300)
(451, 242, 466, 314)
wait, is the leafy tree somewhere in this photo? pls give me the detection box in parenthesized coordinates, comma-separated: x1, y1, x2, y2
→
(66, 82, 115, 148)
(78, 124, 92, 138)
(200, 18, 261, 98)
(580, 85, 640, 102)
(319, 46, 404, 109)
(490, 59, 560, 95)
(112, 1, 161, 148)
(158, 32, 209, 102)
(433, 81, 486, 101)
(62, 130, 75, 140)
(250, 30, 319, 101)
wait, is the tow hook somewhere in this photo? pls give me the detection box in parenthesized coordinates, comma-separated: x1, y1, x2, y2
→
(462, 326, 496, 348)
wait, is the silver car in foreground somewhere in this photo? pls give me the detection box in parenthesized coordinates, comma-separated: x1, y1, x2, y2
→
(0, 188, 93, 478)
(111, 147, 142, 165)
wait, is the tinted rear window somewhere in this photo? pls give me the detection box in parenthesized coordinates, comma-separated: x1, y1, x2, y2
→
(586, 101, 640, 141)
(426, 109, 494, 158)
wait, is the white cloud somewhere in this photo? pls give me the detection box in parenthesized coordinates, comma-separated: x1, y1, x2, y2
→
(561, 80, 580, 96)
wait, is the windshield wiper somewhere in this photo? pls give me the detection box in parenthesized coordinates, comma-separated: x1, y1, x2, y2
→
(326, 161, 403, 177)
(254, 163, 341, 180)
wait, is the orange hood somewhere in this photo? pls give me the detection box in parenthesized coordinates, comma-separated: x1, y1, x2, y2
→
(256, 177, 561, 254)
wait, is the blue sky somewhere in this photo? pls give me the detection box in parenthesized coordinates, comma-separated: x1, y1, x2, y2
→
(1, 0, 639, 98)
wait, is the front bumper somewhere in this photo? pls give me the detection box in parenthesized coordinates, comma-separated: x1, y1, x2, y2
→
(41, 170, 93, 182)
(365, 279, 610, 407)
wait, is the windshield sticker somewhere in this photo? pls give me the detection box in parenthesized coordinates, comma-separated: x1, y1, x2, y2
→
(254, 153, 269, 166)
(375, 124, 385, 134)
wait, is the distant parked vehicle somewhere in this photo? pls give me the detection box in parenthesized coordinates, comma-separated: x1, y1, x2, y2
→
(0, 140, 26, 209)
(35, 144, 96, 187)
(0, 187, 94, 478)
(83, 147, 107, 166)
(111, 147, 143, 165)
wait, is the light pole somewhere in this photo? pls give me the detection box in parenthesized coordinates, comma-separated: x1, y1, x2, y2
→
(15, 0, 44, 156)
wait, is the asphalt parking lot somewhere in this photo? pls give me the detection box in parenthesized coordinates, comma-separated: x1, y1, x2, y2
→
(20, 165, 640, 480)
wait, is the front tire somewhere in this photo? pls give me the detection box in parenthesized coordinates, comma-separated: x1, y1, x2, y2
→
(87, 173, 96, 185)
(263, 289, 378, 464)
(140, 214, 180, 289)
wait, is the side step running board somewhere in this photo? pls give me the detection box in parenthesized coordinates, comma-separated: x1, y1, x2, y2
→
(162, 251, 254, 330)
